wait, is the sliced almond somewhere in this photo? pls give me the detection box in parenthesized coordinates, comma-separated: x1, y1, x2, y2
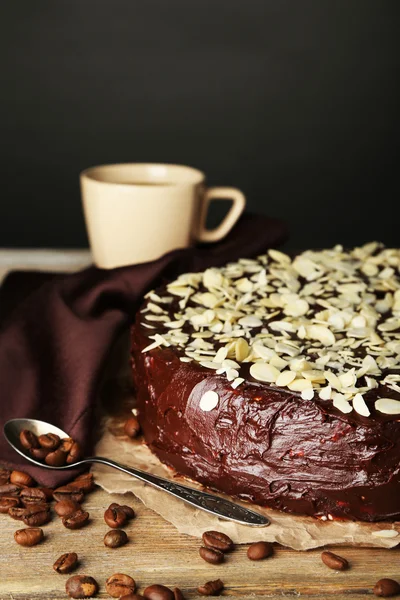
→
(319, 385, 332, 400)
(332, 393, 353, 414)
(371, 529, 399, 538)
(307, 325, 336, 346)
(249, 362, 280, 383)
(199, 390, 219, 412)
(352, 393, 370, 417)
(375, 398, 400, 415)
(276, 370, 297, 387)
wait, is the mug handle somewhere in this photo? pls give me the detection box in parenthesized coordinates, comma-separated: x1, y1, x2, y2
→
(196, 187, 246, 243)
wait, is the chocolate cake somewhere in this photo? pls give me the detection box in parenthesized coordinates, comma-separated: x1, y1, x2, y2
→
(131, 243, 400, 521)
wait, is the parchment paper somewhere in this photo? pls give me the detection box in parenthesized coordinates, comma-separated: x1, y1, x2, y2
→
(92, 369, 400, 552)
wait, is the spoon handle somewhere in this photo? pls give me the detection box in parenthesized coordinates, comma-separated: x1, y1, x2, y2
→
(88, 456, 269, 526)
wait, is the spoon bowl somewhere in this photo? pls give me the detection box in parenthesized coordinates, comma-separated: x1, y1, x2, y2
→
(4, 418, 77, 469)
(4, 417, 269, 527)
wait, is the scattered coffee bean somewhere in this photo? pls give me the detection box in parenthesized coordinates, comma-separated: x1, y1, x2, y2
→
(38, 487, 54, 501)
(124, 417, 141, 439)
(104, 529, 128, 548)
(38, 433, 60, 450)
(0, 496, 20, 513)
(14, 527, 44, 547)
(22, 504, 51, 527)
(30, 447, 50, 460)
(8, 507, 26, 520)
(104, 506, 127, 528)
(247, 541, 273, 561)
(202, 530, 233, 553)
(321, 550, 349, 571)
(55, 499, 82, 517)
(10, 470, 36, 487)
(66, 575, 98, 598)
(373, 578, 400, 597)
(106, 573, 136, 597)
(120, 505, 135, 519)
(45, 448, 68, 467)
(66, 441, 82, 465)
(62, 509, 89, 530)
(54, 552, 79, 574)
(19, 429, 39, 450)
(69, 473, 94, 494)
(53, 486, 84, 504)
(20, 487, 47, 506)
(143, 584, 174, 600)
(197, 579, 224, 596)
(173, 589, 185, 600)
(199, 546, 224, 565)
(0, 483, 22, 496)
(109, 503, 135, 520)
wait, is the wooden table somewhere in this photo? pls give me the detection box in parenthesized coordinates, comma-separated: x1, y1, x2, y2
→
(0, 250, 398, 600)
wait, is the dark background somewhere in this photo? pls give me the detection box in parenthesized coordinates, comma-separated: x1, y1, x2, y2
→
(1, 0, 399, 250)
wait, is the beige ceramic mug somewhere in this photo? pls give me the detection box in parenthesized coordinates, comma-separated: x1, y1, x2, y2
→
(80, 163, 246, 269)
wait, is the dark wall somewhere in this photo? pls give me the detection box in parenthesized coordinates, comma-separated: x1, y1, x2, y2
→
(1, 0, 399, 250)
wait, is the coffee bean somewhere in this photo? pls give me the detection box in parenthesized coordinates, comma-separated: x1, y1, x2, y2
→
(124, 417, 141, 439)
(0, 483, 22, 496)
(62, 509, 89, 529)
(9, 507, 26, 520)
(38, 487, 54, 501)
(21, 504, 50, 527)
(14, 527, 44, 547)
(199, 546, 224, 565)
(0, 467, 11, 482)
(247, 541, 273, 561)
(22, 504, 51, 527)
(19, 429, 39, 450)
(53, 552, 78, 574)
(10, 470, 36, 487)
(53, 486, 84, 504)
(69, 473, 94, 493)
(104, 506, 127, 528)
(119, 505, 135, 519)
(66, 441, 82, 465)
(38, 433, 60, 450)
(373, 579, 400, 597)
(106, 573, 136, 597)
(173, 588, 185, 600)
(30, 447, 50, 460)
(109, 503, 135, 520)
(0, 496, 20, 513)
(197, 579, 224, 596)
(66, 575, 98, 598)
(321, 550, 349, 571)
(143, 584, 174, 600)
(20, 487, 47, 506)
(45, 448, 67, 467)
(202, 530, 233, 553)
(59, 437, 74, 453)
(55, 499, 81, 517)
(104, 529, 128, 548)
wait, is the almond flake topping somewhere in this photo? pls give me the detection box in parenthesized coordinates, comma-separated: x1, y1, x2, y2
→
(141, 242, 400, 416)
(199, 390, 219, 412)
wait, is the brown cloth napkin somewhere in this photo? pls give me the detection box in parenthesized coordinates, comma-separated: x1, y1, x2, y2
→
(0, 214, 287, 488)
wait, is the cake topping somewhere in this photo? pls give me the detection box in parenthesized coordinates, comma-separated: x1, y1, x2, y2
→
(199, 391, 220, 412)
(142, 243, 400, 416)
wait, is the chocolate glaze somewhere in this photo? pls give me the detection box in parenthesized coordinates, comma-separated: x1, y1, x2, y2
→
(131, 316, 400, 522)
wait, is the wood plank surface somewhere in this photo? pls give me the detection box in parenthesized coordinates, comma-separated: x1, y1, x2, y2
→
(0, 250, 399, 599)
(0, 485, 399, 600)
